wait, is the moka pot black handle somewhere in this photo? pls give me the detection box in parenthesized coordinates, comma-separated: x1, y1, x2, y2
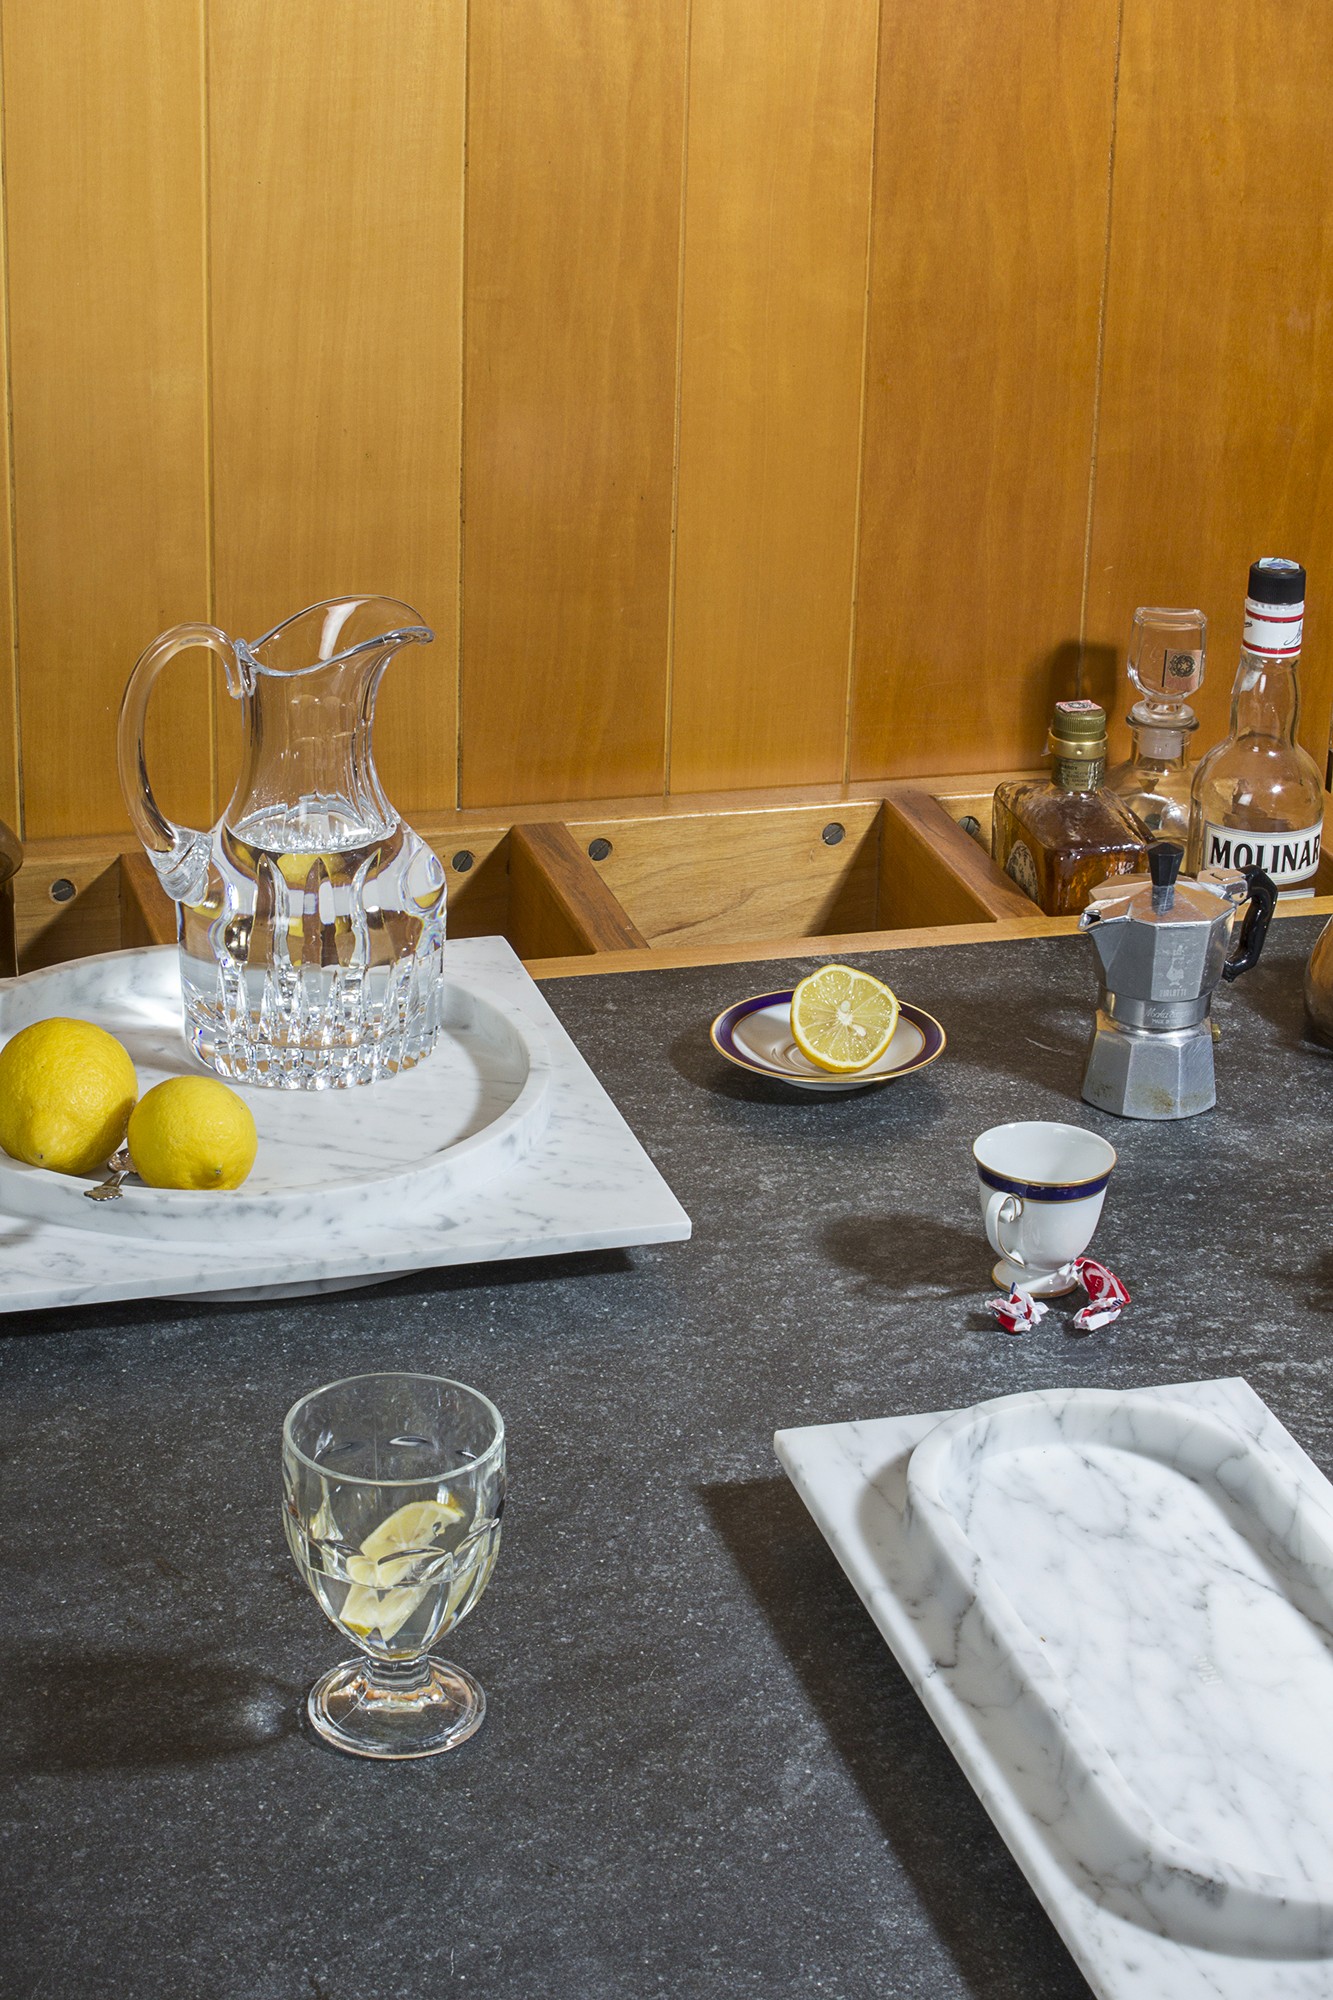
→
(1222, 868, 1277, 982)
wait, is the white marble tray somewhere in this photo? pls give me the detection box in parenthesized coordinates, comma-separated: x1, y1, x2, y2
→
(0, 950, 550, 1240)
(0, 937, 690, 1311)
(776, 1379, 1333, 1998)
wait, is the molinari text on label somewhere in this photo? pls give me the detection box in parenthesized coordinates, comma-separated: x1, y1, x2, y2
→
(1201, 821, 1322, 886)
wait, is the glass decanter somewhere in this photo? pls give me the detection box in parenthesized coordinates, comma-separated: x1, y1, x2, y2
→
(1103, 606, 1206, 841)
(118, 597, 446, 1088)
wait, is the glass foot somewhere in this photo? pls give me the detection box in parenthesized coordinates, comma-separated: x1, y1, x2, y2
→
(306, 1656, 485, 1760)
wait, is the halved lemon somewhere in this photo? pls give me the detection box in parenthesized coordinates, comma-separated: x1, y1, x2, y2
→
(340, 1494, 465, 1642)
(790, 964, 900, 1074)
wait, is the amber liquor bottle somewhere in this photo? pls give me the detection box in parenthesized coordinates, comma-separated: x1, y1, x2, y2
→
(991, 700, 1146, 916)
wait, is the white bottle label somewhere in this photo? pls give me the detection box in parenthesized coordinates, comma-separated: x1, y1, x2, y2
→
(1201, 818, 1322, 888)
(1243, 595, 1304, 656)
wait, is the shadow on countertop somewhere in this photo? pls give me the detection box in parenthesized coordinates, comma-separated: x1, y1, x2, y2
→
(667, 1021, 953, 1131)
(701, 1475, 1092, 2000)
(0, 1247, 641, 1344)
(823, 1211, 980, 1301)
(2, 1646, 299, 1774)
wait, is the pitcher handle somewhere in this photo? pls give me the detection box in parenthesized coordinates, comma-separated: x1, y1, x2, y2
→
(117, 622, 235, 904)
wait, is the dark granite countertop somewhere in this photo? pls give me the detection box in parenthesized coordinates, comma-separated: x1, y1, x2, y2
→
(4, 917, 1332, 2000)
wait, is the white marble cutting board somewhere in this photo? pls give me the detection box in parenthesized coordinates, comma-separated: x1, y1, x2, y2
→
(0, 949, 551, 1239)
(0, 936, 690, 1310)
(776, 1379, 1333, 1999)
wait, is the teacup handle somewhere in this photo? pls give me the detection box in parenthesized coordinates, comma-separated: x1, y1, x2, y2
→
(117, 622, 238, 904)
(987, 1190, 1029, 1271)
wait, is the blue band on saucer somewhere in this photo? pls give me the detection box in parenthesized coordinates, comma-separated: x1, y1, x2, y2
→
(977, 1163, 1110, 1203)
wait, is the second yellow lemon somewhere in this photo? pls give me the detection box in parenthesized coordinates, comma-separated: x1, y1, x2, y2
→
(790, 964, 900, 1073)
(128, 1076, 258, 1191)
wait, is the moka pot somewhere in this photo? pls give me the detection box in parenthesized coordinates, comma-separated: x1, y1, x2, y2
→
(1079, 841, 1275, 1119)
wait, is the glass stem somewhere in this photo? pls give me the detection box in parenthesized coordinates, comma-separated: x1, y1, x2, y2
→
(364, 1654, 432, 1697)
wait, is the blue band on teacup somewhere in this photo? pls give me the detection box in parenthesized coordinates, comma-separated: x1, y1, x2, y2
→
(977, 1163, 1110, 1203)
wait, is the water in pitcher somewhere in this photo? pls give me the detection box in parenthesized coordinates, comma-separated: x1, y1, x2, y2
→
(179, 797, 446, 1089)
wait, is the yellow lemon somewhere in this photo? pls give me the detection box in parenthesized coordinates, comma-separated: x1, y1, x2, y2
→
(790, 964, 901, 1074)
(0, 1017, 138, 1177)
(127, 1076, 258, 1191)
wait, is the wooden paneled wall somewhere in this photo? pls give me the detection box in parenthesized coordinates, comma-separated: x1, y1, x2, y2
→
(1, 0, 1331, 843)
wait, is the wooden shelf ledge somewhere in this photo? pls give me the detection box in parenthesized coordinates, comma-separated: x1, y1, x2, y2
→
(8, 775, 1331, 979)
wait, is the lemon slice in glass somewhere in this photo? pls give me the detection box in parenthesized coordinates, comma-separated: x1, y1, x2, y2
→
(789, 964, 900, 1074)
(340, 1494, 465, 1643)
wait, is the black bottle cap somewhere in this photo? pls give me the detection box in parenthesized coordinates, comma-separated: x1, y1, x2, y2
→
(1248, 557, 1306, 605)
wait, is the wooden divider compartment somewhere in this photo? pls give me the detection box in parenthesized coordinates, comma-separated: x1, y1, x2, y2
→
(12, 775, 1333, 977)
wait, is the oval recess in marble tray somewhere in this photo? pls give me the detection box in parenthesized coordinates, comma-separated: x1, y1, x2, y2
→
(0, 946, 551, 1242)
(905, 1386, 1333, 1956)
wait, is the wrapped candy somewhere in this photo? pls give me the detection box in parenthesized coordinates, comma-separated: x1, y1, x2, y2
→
(990, 1257, 1129, 1335)
(992, 1285, 1049, 1335)
(1071, 1257, 1130, 1331)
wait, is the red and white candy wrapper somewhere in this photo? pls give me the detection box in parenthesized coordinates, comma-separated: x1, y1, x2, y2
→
(1071, 1256, 1129, 1331)
(992, 1285, 1049, 1335)
(990, 1258, 1129, 1335)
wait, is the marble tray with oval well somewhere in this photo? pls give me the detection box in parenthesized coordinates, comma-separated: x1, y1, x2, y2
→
(776, 1379, 1333, 1999)
(0, 936, 689, 1311)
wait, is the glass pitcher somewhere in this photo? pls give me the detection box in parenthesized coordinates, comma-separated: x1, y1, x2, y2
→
(118, 597, 446, 1089)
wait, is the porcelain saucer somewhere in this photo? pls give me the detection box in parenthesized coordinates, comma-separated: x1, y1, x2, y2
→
(710, 989, 946, 1093)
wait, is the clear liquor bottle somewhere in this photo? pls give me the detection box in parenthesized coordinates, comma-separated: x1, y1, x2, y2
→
(1103, 606, 1206, 840)
(992, 699, 1146, 916)
(1188, 559, 1324, 897)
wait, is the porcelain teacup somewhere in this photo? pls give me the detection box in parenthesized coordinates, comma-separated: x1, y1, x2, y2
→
(973, 1121, 1116, 1296)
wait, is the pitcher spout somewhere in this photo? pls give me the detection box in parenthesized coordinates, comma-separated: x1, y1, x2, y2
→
(222, 597, 435, 853)
(240, 595, 433, 681)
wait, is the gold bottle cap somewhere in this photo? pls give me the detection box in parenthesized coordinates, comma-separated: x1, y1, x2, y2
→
(1049, 698, 1107, 761)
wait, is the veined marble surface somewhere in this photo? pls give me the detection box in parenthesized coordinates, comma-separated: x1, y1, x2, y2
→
(776, 1378, 1333, 1999)
(0, 949, 551, 1239)
(0, 937, 689, 1310)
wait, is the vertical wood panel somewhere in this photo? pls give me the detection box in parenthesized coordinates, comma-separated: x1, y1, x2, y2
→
(461, 0, 688, 807)
(5, 0, 210, 839)
(1087, 0, 1333, 768)
(850, 0, 1121, 781)
(0, 34, 19, 837)
(668, 0, 878, 794)
(209, 0, 465, 817)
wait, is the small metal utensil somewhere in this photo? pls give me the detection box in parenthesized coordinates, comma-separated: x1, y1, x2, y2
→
(85, 1145, 132, 1202)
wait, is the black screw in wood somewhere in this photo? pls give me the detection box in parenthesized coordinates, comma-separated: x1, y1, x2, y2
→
(588, 838, 612, 862)
(451, 850, 475, 873)
(821, 822, 845, 847)
(49, 877, 76, 903)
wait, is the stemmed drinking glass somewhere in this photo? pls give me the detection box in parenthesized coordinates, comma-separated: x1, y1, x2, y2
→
(283, 1372, 505, 1759)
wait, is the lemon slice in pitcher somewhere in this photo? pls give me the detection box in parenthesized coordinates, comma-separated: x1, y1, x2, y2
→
(790, 964, 900, 1074)
(340, 1494, 465, 1643)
